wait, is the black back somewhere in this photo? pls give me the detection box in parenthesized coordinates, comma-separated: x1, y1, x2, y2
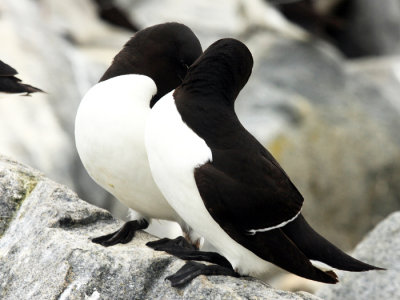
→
(99, 22, 202, 107)
(174, 38, 303, 231)
(172, 38, 381, 282)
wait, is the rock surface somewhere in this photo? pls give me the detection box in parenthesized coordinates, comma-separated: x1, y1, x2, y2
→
(238, 34, 400, 249)
(115, 0, 306, 48)
(270, 0, 400, 58)
(0, 0, 126, 214)
(0, 155, 321, 300)
(1, 0, 400, 252)
(329, 0, 400, 57)
(317, 211, 400, 299)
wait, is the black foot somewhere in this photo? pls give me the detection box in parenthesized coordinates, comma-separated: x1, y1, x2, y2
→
(167, 261, 240, 287)
(146, 236, 197, 251)
(92, 219, 149, 247)
(146, 237, 233, 269)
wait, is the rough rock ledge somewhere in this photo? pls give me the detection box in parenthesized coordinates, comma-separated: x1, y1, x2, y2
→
(317, 211, 400, 300)
(0, 155, 320, 300)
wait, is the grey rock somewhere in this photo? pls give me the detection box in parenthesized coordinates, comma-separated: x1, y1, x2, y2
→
(0, 0, 306, 233)
(115, 0, 307, 48)
(317, 212, 400, 300)
(2, 0, 400, 252)
(0, 155, 321, 300)
(38, 0, 133, 47)
(0, 0, 129, 215)
(0, 156, 41, 236)
(114, 0, 400, 249)
(331, 0, 400, 57)
(237, 34, 400, 250)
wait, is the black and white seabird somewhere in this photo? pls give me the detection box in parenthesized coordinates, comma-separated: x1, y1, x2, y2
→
(0, 60, 43, 96)
(75, 22, 204, 247)
(145, 38, 383, 286)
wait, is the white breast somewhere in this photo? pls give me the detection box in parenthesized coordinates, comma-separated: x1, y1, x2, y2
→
(145, 92, 271, 275)
(75, 74, 178, 221)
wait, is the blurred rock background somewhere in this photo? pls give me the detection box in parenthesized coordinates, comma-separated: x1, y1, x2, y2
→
(1, 0, 400, 292)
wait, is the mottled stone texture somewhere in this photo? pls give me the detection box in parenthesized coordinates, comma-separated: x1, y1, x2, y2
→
(0, 156, 320, 300)
(239, 36, 400, 250)
(0, 156, 40, 236)
(2, 0, 400, 251)
(317, 212, 400, 300)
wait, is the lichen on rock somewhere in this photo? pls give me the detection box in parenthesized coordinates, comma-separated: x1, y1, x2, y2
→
(0, 155, 320, 299)
(0, 156, 40, 236)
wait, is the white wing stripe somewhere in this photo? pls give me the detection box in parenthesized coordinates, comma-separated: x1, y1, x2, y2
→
(247, 209, 301, 235)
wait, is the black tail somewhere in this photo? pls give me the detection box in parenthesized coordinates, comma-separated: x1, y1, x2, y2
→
(18, 82, 44, 95)
(282, 214, 384, 272)
(0, 60, 44, 95)
(238, 229, 339, 284)
(0, 77, 44, 95)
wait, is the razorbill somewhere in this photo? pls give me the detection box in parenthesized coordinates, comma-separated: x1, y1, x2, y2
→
(75, 22, 203, 247)
(0, 60, 43, 95)
(145, 38, 383, 286)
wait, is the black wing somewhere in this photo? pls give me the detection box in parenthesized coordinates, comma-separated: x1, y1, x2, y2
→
(0, 61, 43, 94)
(224, 219, 338, 283)
(194, 161, 339, 283)
(194, 149, 303, 233)
(0, 60, 18, 76)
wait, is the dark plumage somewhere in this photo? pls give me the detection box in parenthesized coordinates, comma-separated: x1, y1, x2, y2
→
(76, 22, 203, 248)
(176, 39, 303, 233)
(100, 22, 202, 107)
(146, 38, 383, 286)
(0, 60, 43, 95)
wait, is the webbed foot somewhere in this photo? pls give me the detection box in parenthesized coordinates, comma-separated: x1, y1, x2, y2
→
(147, 237, 232, 269)
(146, 236, 197, 251)
(167, 261, 240, 287)
(92, 219, 149, 246)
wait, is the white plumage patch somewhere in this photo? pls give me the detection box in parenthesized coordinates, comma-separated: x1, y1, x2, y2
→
(75, 74, 179, 221)
(145, 92, 272, 276)
(247, 210, 302, 235)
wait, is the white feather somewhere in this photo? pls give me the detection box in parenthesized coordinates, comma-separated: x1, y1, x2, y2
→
(75, 74, 179, 221)
(247, 210, 301, 235)
(146, 92, 271, 275)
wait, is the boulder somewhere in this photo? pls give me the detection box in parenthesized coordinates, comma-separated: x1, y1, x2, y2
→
(2, 0, 400, 252)
(317, 211, 400, 299)
(114, 0, 307, 48)
(327, 0, 400, 57)
(0, 155, 321, 299)
(0, 0, 130, 216)
(270, 0, 400, 58)
(238, 35, 400, 249)
(112, 0, 400, 250)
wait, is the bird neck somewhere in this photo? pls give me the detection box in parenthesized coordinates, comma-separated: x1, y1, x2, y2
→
(180, 56, 241, 105)
(99, 50, 145, 83)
